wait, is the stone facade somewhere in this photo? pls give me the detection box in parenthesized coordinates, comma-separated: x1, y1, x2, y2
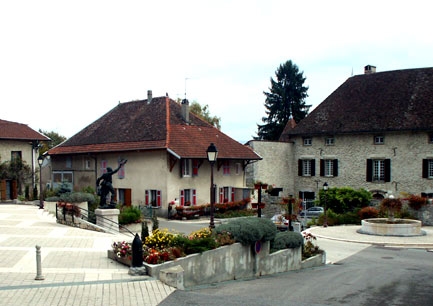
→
(246, 141, 293, 196)
(248, 131, 433, 203)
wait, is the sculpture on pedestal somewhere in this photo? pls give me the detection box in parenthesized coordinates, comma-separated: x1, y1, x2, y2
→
(96, 159, 127, 208)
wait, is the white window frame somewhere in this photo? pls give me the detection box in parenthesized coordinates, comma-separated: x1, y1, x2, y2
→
(373, 160, 385, 181)
(52, 171, 73, 190)
(235, 163, 241, 175)
(303, 137, 312, 146)
(182, 159, 191, 177)
(428, 160, 433, 178)
(325, 137, 334, 146)
(324, 159, 334, 177)
(302, 160, 312, 176)
(374, 135, 384, 145)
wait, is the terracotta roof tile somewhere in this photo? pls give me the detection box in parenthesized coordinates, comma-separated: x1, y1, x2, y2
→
(0, 119, 49, 141)
(49, 97, 261, 160)
(280, 67, 433, 140)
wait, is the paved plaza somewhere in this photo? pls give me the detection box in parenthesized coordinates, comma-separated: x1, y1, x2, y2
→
(1, 203, 432, 305)
(0, 203, 174, 306)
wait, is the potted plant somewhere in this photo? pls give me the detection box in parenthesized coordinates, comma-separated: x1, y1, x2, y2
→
(254, 181, 268, 190)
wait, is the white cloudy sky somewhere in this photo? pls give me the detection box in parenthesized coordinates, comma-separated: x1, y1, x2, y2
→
(1, 1, 432, 143)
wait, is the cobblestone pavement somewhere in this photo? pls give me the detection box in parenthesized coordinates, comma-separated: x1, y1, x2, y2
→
(0, 203, 175, 306)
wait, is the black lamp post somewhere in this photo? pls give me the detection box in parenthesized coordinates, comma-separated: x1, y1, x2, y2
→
(323, 182, 328, 227)
(37, 155, 45, 209)
(206, 143, 218, 229)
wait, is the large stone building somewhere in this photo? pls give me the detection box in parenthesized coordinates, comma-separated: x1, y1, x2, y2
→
(248, 66, 433, 206)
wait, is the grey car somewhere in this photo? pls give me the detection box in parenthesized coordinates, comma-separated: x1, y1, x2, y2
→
(299, 206, 324, 218)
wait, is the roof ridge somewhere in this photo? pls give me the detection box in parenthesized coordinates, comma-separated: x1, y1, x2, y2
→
(165, 96, 170, 148)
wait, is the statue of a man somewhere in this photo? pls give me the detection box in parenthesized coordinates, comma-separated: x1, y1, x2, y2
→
(96, 159, 127, 208)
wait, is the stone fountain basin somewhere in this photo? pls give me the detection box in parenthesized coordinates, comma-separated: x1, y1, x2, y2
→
(359, 218, 424, 237)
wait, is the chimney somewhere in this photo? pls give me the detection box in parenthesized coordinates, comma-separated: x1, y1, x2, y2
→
(181, 99, 190, 124)
(147, 90, 152, 104)
(364, 65, 376, 74)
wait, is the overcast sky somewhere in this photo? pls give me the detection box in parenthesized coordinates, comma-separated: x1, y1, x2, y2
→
(1, 1, 432, 143)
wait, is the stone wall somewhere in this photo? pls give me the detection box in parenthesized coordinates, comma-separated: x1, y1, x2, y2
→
(246, 141, 293, 196)
(408, 204, 433, 226)
(144, 241, 307, 288)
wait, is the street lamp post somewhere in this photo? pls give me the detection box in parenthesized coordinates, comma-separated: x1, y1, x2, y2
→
(323, 182, 328, 227)
(206, 143, 218, 229)
(37, 155, 45, 209)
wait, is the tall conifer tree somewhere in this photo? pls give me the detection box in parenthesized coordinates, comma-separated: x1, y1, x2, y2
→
(257, 60, 309, 140)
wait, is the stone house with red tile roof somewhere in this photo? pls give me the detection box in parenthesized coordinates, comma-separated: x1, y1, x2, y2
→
(0, 119, 50, 200)
(248, 66, 433, 206)
(48, 93, 261, 215)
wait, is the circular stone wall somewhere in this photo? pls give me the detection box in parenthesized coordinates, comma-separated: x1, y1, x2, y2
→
(359, 218, 424, 237)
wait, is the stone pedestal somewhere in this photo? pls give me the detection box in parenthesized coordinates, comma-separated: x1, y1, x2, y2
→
(95, 208, 120, 233)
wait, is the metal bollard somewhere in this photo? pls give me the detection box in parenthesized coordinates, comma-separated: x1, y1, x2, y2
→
(35, 245, 45, 280)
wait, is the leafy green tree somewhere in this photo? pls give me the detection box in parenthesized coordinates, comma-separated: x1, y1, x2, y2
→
(319, 187, 372, 214)
(189, 101, 221, 129)
(0, 158, 32, 196)
(38, 130, 66, 154)
(257, 60, 309, 140)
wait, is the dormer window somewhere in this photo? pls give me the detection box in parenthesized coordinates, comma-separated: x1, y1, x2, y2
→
(374, 135, 384, 145)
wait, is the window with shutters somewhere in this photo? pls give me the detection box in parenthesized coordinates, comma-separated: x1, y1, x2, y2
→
(118, 188, 132, 206)
(222, 161, 230, 175)
(422, 159, 433, 179)
(366, 159, 391, 182)
(145, 189, 161, 207)
(180, 189, 196, 206)
(182, 159, 191, 177)
(219, 186, 235, 203)
(320, 159, 338, 177)
(298, 159, 315, 176)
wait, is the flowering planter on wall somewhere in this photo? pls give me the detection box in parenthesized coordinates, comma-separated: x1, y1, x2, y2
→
(251, 203, 265, 209)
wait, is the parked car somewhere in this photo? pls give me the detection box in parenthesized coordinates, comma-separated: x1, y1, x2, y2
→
(299, 206, 324, 218)
(270, 214, 289, 226)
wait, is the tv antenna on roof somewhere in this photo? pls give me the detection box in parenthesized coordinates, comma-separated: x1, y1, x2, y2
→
(184, 77, 190, 100)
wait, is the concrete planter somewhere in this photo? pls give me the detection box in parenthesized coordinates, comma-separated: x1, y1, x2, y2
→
(107, 240, 328, 289)
(44, 201, 88, 216)
(301, 252, 326, 269)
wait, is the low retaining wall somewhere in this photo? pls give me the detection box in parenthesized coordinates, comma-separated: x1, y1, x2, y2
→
(108, 240, 325, 288)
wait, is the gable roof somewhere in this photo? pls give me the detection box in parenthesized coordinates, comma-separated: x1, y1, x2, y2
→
(49, 97, 261, 161)
(0, 119, 50, 141)
(280, 67, 433, 140)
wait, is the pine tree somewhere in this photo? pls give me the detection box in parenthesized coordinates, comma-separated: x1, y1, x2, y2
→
(257, 60, 309, 140)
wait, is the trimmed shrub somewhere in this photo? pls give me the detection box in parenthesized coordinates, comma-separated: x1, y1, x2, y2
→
(270, 231, 303, 252)
(407, 195, 427, 210)
(358, 206, 379, 220)
(118, 206, 141, 225)
(171, 235, 217, 254)
(215, 217, 277, 245)
(46, 191, 96, 204)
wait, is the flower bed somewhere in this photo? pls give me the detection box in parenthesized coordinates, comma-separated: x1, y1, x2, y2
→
(108, 218, 325, 288)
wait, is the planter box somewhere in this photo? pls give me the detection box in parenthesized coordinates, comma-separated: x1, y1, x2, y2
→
(301, 252, 326, 269)
(107, 241, 325, 289)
